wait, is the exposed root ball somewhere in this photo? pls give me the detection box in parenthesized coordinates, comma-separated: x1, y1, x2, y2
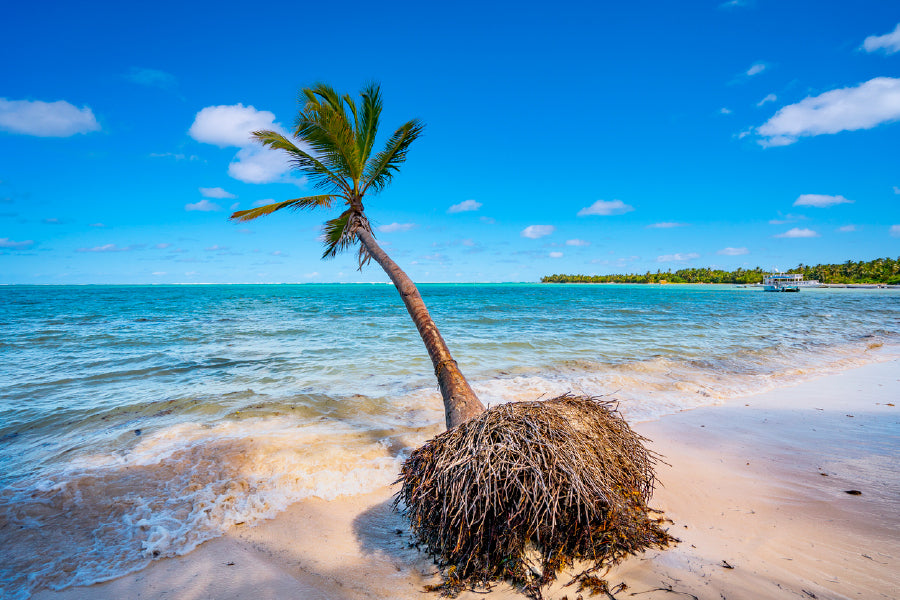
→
(395, 394, 674, 597)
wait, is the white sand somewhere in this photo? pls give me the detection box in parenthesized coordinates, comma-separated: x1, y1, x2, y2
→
(35, 359, 900, 600)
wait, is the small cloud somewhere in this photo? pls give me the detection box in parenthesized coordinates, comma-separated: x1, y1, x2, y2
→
(89, 222, 105, 227)
(230, 202, 239, 211)
(185, 199, 221, 212)
(271, 250, 285, 256)
(0, 98, 100, 137)
(228, 146, 296, 184)
(304, 271, 320, 278)
(0, 237, 34, 249)
(549, 251, 564, 258)
(717, 247, 749, 256)
(719, 0, 750, 8)
(521, 225, 555, 239)
(566, 239, 590, 247)
(756, 77, 900, 147)
(152, 271, 167, 276)
(155, 243, 171, 249)
(720, 107, 732, 115)
(480, 216, 496, 224)
(189, 103, 279, 148)
(77, 243, 132, 252)
(746, 62, 766, 76)
(793, 194, 853, 208)
(757, 93, 777, 106)
(42, 218, 64, 224)
(775, 227, 819, 238)
(647, 222, 686, 229)
(205, 245, 228, 251)
(149, 152, 201, 161)
(252, 198, 274, 207)
(862, 23, 900, 55)
(577, 199, 634, 216)
(768, 213, 807, 225)
(126, 67, 177, 89)
(837, 225, 856, 232)
(890, 225, 900, 237)
(378, 222, 416, 233)
(199, 187, 236, 199)
(893, 186, 900, 195)
(657, 252, 700, 262)
(448, 199, 482, 213)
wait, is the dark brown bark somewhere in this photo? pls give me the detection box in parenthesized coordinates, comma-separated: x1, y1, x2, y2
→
(356, 227, 485, 429)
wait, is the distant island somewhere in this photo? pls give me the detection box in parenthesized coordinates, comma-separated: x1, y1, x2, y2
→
(542, 256, 900, 285)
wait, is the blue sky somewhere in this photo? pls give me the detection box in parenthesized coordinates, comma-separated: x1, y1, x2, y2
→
(1, 0, 898, 284)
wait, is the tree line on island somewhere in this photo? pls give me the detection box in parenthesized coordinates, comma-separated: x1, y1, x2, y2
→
(542, 256, 900, 285)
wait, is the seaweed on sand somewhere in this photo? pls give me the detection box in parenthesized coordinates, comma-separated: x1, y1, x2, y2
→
(395, 394, 675, 598)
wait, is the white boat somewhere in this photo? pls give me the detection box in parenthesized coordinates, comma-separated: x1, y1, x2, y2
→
(763, 273, 802, 292)
(763, 272, 820, 292)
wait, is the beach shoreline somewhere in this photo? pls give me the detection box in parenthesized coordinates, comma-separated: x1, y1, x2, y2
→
(32, 358, 900, 600)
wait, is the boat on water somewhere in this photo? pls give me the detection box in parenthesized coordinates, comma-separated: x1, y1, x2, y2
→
(763, 272, 819, 292)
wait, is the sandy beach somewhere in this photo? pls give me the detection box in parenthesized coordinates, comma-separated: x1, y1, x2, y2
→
(33, 358, 899, 600)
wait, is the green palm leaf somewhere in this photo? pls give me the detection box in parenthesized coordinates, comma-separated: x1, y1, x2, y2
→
(230, 195, 337, 222)
(361, 119, 424, 195)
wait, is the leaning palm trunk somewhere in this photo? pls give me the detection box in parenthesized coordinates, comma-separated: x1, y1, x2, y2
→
(356, 228, 485, 428)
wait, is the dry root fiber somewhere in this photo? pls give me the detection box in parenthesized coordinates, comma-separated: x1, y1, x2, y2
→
(395, 394, 675, 598)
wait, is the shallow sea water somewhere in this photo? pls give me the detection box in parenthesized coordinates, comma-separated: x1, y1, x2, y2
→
(1, 283, 898, 598)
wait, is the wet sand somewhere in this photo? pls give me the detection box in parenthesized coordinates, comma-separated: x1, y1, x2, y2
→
(35, 359, 900, 600)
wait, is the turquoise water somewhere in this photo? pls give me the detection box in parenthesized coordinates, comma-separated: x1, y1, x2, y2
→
(1, 283, 898, 598)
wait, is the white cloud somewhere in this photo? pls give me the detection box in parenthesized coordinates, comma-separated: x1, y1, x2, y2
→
(189, 104, 278, 147)
(521, 225, 555, 239)
(185, 199, 221, 212)
(566, 239, 590, 246)
(378, 222, 416, 233)
(657, 252, 700, 262)
(480, 216, 496, 224)
(719, 0, 750, 8)
(127, 67, 177, 89)
(893, 186, 900, 195)
(720, 107, 732, 115)
(155, 243, 171, 249)
(746, 63, 766, 76)
(891, 225, 900, 237)
(252, 198, 274, 207)
(77, 243, 132, 252)
(775, 227, 819, 238)
(793, 194, 853, 207)
(862, 23, 900, 54)
(757, 93, 777, 106)
(647, 222, 686, 229)
(150, 152, 201, 161)
(0, 98, 100, 137)
(0, 237, 34, 249)
(199, 187, 236, 199)
(227, 145, 296, 184)
(577, 199, 634, 216)
(89, 222, 105, 227)
(717, 247, 749, 256)
(757, 77, 900, 146)
(448, 199, 482, 213)
(152, 271, 167, 276)
(837, 225, 856, 232)
(549, 251, 563, 258)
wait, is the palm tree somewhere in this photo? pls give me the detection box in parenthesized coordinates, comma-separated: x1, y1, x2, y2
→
(230, 82, 485, 429)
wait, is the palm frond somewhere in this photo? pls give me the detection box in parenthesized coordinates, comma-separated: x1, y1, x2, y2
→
(230, 195, 337, 222)
(252, 130, 351, 194)
(356, 82, 382, 167)
(321, 210, 356, 259)
(361, 119, 424, 195)
(295, 84, 362, 183)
